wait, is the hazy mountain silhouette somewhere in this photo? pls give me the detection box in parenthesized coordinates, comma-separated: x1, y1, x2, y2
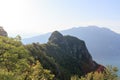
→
(22, 26, 120, 65)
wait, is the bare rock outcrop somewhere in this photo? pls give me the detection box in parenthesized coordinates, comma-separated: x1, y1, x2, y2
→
(0, 26, 8, 37)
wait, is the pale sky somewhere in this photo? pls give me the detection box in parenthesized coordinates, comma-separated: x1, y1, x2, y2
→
(0, 0, 120, 38)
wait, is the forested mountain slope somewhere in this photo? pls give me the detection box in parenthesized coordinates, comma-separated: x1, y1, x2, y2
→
(23, 26, 120, 65)
(25, 31, 103, 80)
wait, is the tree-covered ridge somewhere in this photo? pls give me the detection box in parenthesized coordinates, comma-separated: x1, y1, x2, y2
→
(25, 31, 103, 80)
(0, 36, 54, 80)
(0, 31, 119, 80)
(71, 66, 119, 80)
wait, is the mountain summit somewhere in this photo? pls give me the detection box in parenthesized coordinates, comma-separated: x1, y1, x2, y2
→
(22, 26, 120, 66)
(49, 31, 64, 43)
(26, 31, 103, 80)
(48, 31, 100, 73)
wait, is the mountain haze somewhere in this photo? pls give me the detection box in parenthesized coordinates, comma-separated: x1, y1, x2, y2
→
(22, 26, 120, 65)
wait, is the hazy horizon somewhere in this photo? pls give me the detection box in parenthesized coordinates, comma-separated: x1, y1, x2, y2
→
(6, 26, 120, 38)
(0, 0, 120, 38)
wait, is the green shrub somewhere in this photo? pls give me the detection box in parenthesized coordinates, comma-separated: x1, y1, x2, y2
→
(71, 65, 119, 80)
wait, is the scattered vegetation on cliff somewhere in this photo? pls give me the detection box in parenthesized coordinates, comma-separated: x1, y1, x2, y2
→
(0, 31, 119, 80)
(71, 65, 119, 80)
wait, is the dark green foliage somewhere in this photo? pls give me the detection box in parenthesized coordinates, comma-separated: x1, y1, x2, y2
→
(26, 43, 64, 80)
(25, 31, 100, 80)
(71, 66, 119, 80)
(0, 31, 119, 80)
(0, 36, 54, 80)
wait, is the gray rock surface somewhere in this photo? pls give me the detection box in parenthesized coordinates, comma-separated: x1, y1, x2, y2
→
(0, 26, 8, 37)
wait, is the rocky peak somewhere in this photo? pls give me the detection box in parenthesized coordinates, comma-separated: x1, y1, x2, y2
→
(48, 31, 65, 44)
(48, 31, 100, 73)
(27, 31, 104, 80)
(0, 26, 8, 37)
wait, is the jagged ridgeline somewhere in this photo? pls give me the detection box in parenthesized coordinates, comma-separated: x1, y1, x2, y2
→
(25, 31, 103, 80)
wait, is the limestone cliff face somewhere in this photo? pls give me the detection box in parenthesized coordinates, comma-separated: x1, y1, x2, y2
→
(0, 26, 8, 37)
(48, 31, 99, 74)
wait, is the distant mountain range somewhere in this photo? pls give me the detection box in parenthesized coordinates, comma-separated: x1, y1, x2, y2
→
(22, 26, 120, 66)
